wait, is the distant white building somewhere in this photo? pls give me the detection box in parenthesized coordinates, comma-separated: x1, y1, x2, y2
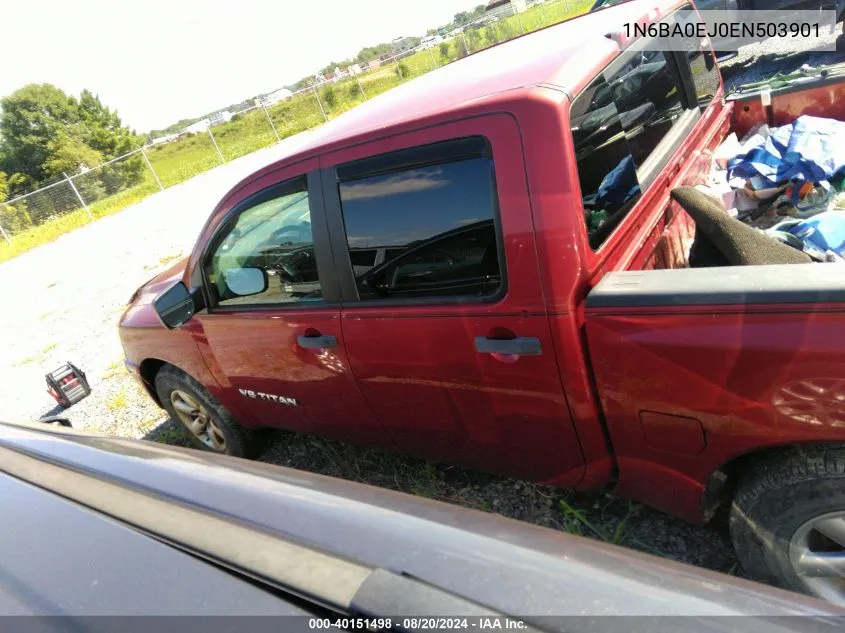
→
(485, 0, 527, 20)
(209, 110, 233, 126)
(148, 133, 179, 147)
(346, 64, 363, 76)
(421, 34, 444, 49)
(185, 119, 211, 134)
(261, 89, 293, 106)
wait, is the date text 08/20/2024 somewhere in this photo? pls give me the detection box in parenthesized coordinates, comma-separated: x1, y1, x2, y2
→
(308, 618, 529, 630)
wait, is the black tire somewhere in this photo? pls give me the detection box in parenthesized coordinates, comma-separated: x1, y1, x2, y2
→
(154, 365, 260, 459)
(729, 444, 845, 602)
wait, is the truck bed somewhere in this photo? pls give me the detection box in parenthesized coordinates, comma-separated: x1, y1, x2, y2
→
(581, 71, 845, 522)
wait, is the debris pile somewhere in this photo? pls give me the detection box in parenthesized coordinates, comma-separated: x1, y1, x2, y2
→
(700, 114, 845, 262)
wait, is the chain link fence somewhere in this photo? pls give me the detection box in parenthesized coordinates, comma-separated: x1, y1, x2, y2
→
(0, 0, 591, 256)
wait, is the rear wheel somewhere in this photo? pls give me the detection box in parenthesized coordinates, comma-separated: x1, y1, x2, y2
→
(729, 445, 845, 606)
(154, 365, 259, 459)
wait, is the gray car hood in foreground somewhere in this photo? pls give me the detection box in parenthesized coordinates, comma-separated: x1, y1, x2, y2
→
(1, 421, 844, 626)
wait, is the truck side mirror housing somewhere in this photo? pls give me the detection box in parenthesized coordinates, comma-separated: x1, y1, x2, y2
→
(154, 282, 202, 329)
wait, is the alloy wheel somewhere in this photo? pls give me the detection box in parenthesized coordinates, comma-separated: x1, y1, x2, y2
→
(789, 510, 845, 606)
(169, 389, 227, 452)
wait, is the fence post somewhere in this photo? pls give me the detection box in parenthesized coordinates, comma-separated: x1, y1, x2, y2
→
(207, 126, 225, 164)
(427, 46, 438, 70)
(540, 2, 548, 24)
(64, 172, 93, 220)
(395, 59, 404, 80)
(354, 72, 366, 99)
(140, 146, 164, 191)
(312, 84, 328, 122)
(0, 216, 10, 246)
(259, 100, 282, 143)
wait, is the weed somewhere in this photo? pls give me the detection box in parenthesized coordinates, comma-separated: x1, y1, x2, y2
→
(159, 253, 180, 266)
(12, 354, 38, 367)
(102, 359, 125, 380)
(106, 385, 130, 412)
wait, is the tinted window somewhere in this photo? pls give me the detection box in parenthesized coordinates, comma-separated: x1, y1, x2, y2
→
(339, 153, 502, 301)
(207, 184, 323, 306)
(349, 249, 378, 276)
(571, 74, 642, 249)
(606, 49, 686, 168)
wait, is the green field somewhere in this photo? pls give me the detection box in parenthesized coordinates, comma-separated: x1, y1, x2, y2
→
(0, 0, 592, 264)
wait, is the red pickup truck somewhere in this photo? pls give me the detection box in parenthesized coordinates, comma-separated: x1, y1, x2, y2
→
(120, 0, 845, 603)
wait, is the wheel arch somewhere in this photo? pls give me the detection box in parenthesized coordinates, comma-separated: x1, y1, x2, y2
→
(138, 358, 169, 406)
(702, 441, 845, 522)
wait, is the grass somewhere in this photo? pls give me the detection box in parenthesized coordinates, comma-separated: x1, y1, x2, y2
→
(106, 384, 131, 412)
(145, 252, 182, 271)
(0, 0, 592, 266)
(558, 498, 638, 546)
(102, 358, 125, 380)
(12, 354, 38, 367)
(159, 253, 180, 266)
(11, 341, 58, 367)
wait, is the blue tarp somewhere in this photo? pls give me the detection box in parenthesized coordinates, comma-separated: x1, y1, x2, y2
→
(787, 211, 845, 256)
(728, 115, 845, 187)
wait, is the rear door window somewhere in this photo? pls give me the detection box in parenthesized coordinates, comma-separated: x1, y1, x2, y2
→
(336, 139, 503, 302)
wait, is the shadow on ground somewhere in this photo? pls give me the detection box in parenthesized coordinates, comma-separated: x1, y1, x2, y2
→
(142, 417, 740, 576)
(38, 404, 68, 420)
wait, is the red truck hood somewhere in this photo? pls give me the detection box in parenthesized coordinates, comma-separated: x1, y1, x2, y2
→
(129, 257, 189, 307)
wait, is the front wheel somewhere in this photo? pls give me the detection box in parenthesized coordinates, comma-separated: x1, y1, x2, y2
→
(154, 365, 259, 459)
(729, 445, 845, 606)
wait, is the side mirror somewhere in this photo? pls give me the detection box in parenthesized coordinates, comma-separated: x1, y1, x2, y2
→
(224, 267, 268, 297)
(154, 282, 197, 329)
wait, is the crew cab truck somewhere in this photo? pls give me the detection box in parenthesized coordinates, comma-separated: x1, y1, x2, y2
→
(120, 0, 845, 603)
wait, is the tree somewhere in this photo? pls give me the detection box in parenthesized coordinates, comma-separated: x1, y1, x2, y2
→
(0, 83, 144, 199)
(355, 43, 393, 64)
(321, 86, 338, 110)
(454, 11, 472, 26)
(77, 90, 144, 194)
(0, 84, 79, 183)
(0, 171, 32, 233)
(78, 90, 138, 158)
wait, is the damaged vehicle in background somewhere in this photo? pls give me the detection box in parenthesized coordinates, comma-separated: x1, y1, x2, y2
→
(120, 0, 845, 604)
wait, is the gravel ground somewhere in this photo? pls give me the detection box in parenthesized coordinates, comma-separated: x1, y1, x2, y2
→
(719, 21, 843, 92)
(5, 36, 836, 580)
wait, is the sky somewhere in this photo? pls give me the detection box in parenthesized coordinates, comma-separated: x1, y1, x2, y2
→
(1, 0, 481, 133)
